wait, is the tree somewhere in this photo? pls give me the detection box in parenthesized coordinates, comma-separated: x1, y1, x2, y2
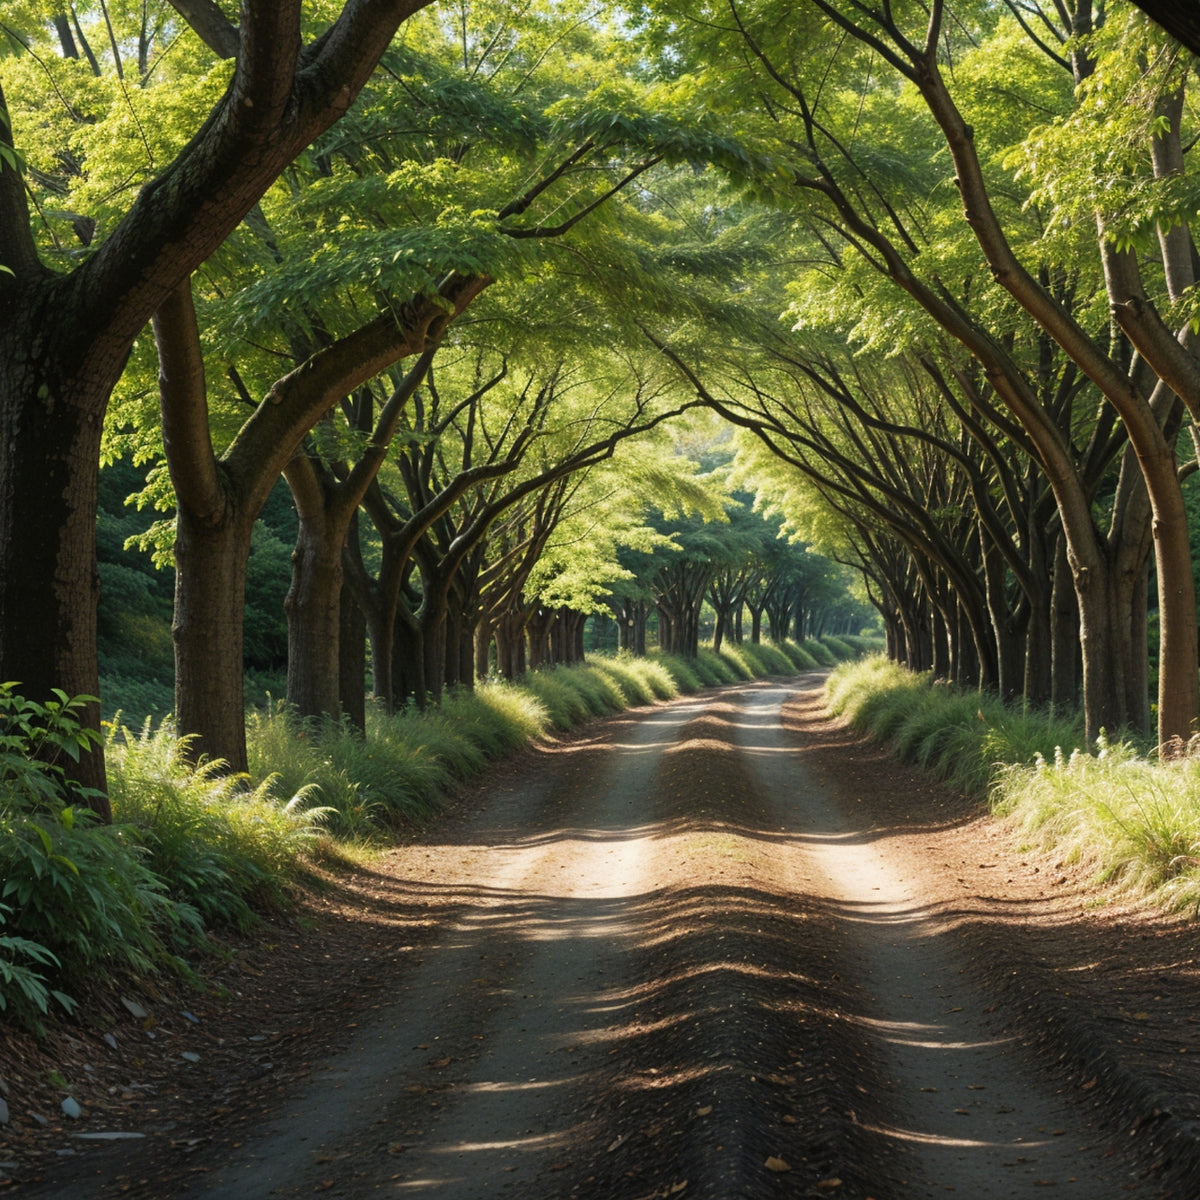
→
(641, 0, 1198, 743)
(0, 0, 437, 810)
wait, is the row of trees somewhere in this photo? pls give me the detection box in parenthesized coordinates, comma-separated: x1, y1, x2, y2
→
(1, 0, 1197, 822)
(637, 0, 1200, 748)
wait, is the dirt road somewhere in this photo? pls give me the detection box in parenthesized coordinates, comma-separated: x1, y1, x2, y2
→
(13, 675, 1200, 1198)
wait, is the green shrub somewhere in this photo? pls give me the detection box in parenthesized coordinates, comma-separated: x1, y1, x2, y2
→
(108, 720, 328, 925)
(800, 640, 837, 666)
(820, 635, 856, 659)
(0, 903, 75, 1032)
(779, 640, 819, 670)
(651, 653, 704, 693)
(0, 799, 192, 989)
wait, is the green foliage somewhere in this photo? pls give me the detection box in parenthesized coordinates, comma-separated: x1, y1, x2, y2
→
(826, 656, 1089, 800)
(778, 640, 819, 670)
(106, 721, 329, 928)
(518, 669, 593, 729)
(800, 640, 837, 667)
(995, 740, 1200, 910)
(722, 641, 794, 676)
(0, 798, 190, 992)
(649, 653, 704, 693)
(0, 684, 104, 806)
(246, 684, 551, 837)
(694, 649, 740, 685)
(820, 636, 856, 659)
(0, 903, 74, 1033)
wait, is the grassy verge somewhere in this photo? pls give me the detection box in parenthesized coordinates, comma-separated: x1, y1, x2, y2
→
(3, 639, 872, 1029)
(827, 655, 1200, 910)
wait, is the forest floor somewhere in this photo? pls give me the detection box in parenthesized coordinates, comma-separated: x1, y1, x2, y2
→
(4, 673, 1200, 1199)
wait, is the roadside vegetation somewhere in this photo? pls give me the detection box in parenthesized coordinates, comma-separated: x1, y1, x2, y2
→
(828, 658, 1200, 912)
(0, 638, 872, 1033)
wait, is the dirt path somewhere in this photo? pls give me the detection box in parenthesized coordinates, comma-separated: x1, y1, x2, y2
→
(8, 674, 1200, 1198)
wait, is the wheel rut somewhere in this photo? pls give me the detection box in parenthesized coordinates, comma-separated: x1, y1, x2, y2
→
(18, 674, 1194, 1199)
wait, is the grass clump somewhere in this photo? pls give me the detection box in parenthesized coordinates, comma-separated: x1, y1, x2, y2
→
(800, 640, 837, 667)
(649, 653, 704, 693)
(994, 739, 1200, 909)
(827, 657, 1081, 796)
(820, 635, 857, 659)
(823, 657, 1200, 909)
(733, 641, 795, 675)
(695, 649, 740, 684)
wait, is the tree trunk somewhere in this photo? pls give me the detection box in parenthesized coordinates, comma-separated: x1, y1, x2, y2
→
(285, 504, 344, 723)
(0, 304, 110, 815)
(173, 506, 255, 773)
(339, 578, 366, 732)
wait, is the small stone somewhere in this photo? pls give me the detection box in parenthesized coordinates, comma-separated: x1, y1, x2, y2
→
(0, 1098, 8, 1125)
(181, 1052, 200, 1063)
(54, 1148, 77, 1157)
(74, 1132, 146, 1141)
(62, 1097, 82, 1120)
(121, 998, 148, 1020)
(182, 1011, 199, 1024)
(103, 1033, 118, 1051)
(30, 1113, 48, 1127)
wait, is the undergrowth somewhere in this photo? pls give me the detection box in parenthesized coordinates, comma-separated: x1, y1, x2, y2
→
(828, 656, 1200, 910)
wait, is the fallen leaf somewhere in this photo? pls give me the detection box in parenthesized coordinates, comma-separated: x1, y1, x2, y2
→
(695, 1106, 712, 1117)
(1081, 1078, 1098, 1091)
(765, 1156, 791, 1173)
(781, 1114, 797, 1125)
(816, 1178, 842, 1189)
(920, 1087, 937, 1093)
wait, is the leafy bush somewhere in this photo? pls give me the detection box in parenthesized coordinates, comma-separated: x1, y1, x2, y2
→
(0, 903, 75, 1032)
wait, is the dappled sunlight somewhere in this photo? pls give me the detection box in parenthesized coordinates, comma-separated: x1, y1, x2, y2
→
(854, 1120, 1053, 1150)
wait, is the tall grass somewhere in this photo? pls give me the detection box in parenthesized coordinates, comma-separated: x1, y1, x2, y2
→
(993, 740, 1200, 909)
(827, 656, 1200, 910)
